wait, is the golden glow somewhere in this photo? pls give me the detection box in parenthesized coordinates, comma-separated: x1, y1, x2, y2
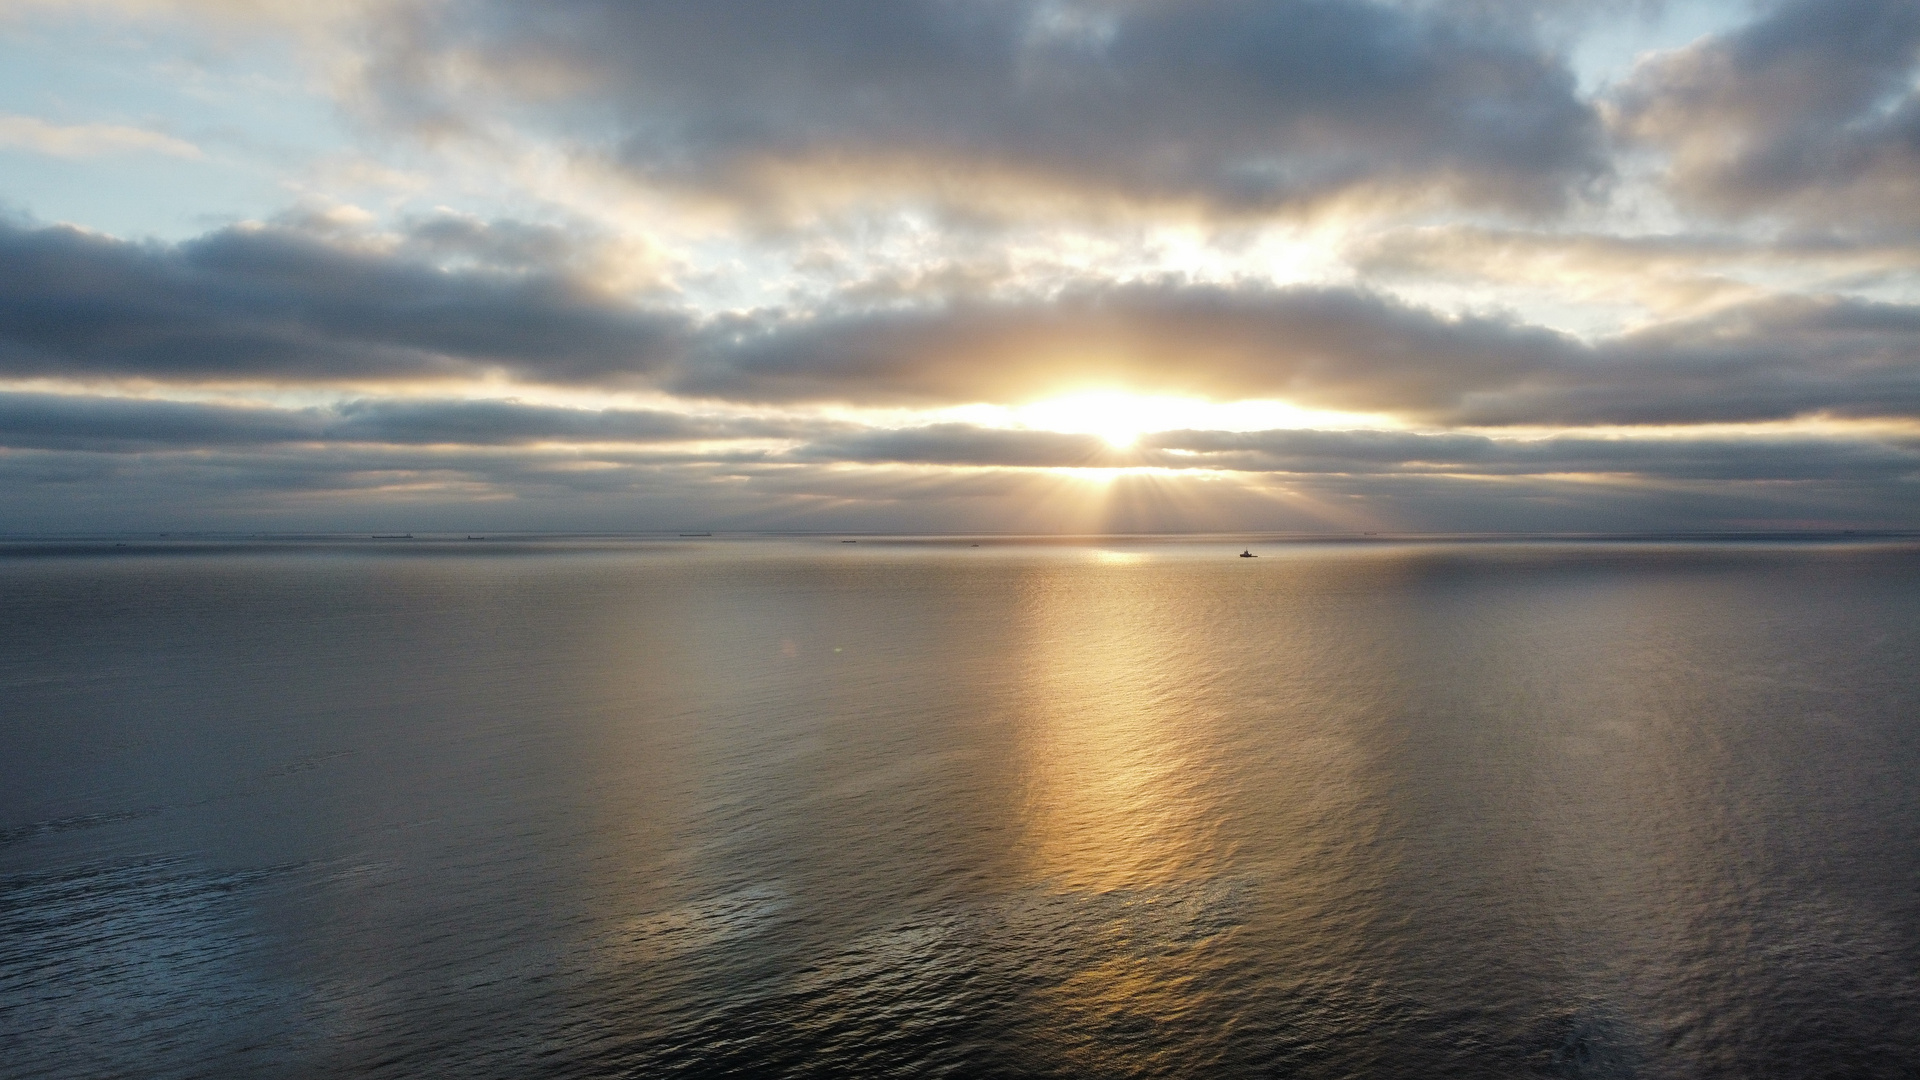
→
(1017, 391, 1171, 447)
(999, 391, 1405, 446)
(1010, 552, 1216, 891)
(1004, 549, 1400, 1073)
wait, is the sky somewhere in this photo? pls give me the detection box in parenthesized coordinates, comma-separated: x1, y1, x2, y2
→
(1, 0, 1917, 534)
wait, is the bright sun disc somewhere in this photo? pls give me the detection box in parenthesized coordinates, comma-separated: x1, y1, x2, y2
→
(1006, 392, 1395, 449)
(1017, 392, 1173, 448)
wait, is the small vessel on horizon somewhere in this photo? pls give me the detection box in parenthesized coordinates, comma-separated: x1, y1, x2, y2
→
(1240, 549, 1256, 557)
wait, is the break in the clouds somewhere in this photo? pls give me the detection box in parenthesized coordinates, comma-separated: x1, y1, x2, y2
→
(0, 0, 1917, 532)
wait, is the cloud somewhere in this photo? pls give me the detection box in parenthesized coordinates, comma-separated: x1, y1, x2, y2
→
(1145, 426, 1920, 482)
(6, 216, 1920, 429)
(1353, 225, 1811, 319)
(0, 391, 316, 451)
(791, 419, 1920, 485)
(1487, 294, 1920, 426)
(0, 391, 831, 452)
(18, 382, 1920, 488)
(690, 282, 1920, 427)
(1611, 0, 1920, 226)
(683, 280, 1573, 412)
(3, 216, 1575, 409)
(321, 398, 829, 444)
(0, 218, 689, 384)
(0, 113, 203, 159)
(9, 390, 1913, 493)
(3, 399, 1913, 534)
(359, 0, 1606, 217)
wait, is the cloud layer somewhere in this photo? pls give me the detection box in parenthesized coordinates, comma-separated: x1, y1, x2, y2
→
(1612, 0, 1920, 226)
(1, 0, 1918, 532)
(0, 220, 687, 384)
(6, 217, 1919, 430)
(3, 388, 1913, 533)
(362, 0, 1607, 216)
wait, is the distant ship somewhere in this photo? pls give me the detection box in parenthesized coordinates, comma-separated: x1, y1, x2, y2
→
(1240, 549, 1256, 557)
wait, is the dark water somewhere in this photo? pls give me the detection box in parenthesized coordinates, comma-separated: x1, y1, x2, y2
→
(3, 537, 1919, 1078)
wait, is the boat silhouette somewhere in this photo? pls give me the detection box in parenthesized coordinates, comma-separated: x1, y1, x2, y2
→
(1240, 549, 1256, 557)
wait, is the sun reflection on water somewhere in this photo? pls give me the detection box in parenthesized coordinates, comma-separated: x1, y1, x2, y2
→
(991, 550, 1432, 1072)
(1011, 558, 1223, 891)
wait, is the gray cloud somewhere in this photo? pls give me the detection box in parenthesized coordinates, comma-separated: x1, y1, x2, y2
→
(366, 0, 1606, 215)
(323, 398, 830, 445)
(0, 392, 317, 451)
(7, 217, 1920, 428)
(4, 409, 1913, 534)
(1146, 426, 1920, 482)
(1497, 294, 1920, 426)
(692, 283, 1920, 427)
(684, 280, 1572, 410)
(797, 420, 1920, 485)
(0, 219, 689, 384)
(1612, 0, 1920, 225)
(10, 392, 1913, 494)
(0, 392, 830, 453)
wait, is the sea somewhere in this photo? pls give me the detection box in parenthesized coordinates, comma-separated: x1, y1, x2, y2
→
(2, 535, 1917, 1078)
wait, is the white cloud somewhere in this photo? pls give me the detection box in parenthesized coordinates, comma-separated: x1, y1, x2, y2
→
(0, 113, 202, 159)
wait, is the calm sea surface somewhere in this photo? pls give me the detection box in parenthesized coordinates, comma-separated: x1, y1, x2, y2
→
(3, 537, 1918, 1078)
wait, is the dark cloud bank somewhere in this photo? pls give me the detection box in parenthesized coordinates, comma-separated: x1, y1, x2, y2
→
(0, 220, 687, 385)
(1, 391, 1913, 533)
(9, 391, 1913, 489)
(367, 0, 1607, 214)
(353, 0, 1920, 226)
(5, 217, 1919, 428)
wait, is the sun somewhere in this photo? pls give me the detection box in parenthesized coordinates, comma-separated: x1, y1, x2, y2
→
(1008, 391, 1391, 450)
(1017, 391, 1175, 448)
